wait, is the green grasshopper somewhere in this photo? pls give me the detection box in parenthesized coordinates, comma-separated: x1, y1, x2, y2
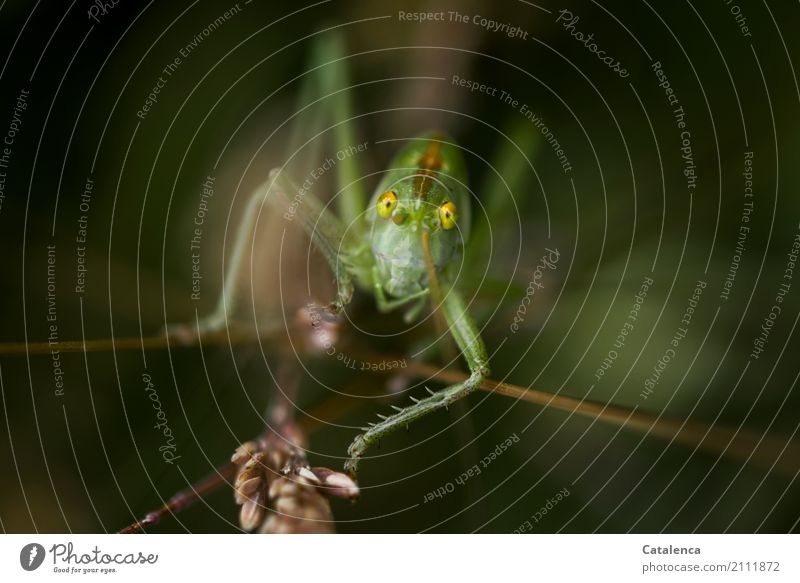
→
(180, 33, 789, 484)
(267, 132, 490, 474)
(184, 33, 494, 476)
(0, 30, 795, 535)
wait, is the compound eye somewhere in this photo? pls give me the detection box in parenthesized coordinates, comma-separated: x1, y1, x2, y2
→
(439, 201, 457, 230)
(377, 191, 398, 218)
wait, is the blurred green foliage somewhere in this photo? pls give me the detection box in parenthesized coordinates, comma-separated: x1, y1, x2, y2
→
(0, 0, 798, 533)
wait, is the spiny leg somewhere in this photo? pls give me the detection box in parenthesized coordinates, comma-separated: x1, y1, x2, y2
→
(345, 286, 489, 475)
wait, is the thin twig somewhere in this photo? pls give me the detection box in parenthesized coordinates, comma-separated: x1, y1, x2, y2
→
(33, 330, 793, 531)
(118, 379, 367, 534)
(400, 360, 800, 476)
(118, 356, 799, 533)
(0, 327, 280, 356)
(118, 461, 238, 534)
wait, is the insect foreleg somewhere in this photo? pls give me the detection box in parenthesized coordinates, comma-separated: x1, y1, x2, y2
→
(266, 168, 354, 313)
(344, 287, 489, 475)
(371, 266, 430, 313)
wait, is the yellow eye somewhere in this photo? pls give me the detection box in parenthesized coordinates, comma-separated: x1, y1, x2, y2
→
(377, 191, 398, 218)
(439, 201, 457, 230)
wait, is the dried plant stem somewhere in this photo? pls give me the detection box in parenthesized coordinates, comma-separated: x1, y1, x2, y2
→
(118, 383, 361, 534)
(401, 360, 800, 476)
(15, 328, 791, 531)
(118, 461, 238, 534)
(0, 327, 279, 356)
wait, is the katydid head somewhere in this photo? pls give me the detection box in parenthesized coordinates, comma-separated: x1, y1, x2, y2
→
(369, 176, 463, 299)
(364, 133, 472, 302)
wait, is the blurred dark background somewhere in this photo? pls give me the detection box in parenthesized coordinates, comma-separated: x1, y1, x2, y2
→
(0, 0, 799, 533)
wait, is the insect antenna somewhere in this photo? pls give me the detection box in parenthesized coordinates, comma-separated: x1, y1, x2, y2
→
(420, 230, 453, 360)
